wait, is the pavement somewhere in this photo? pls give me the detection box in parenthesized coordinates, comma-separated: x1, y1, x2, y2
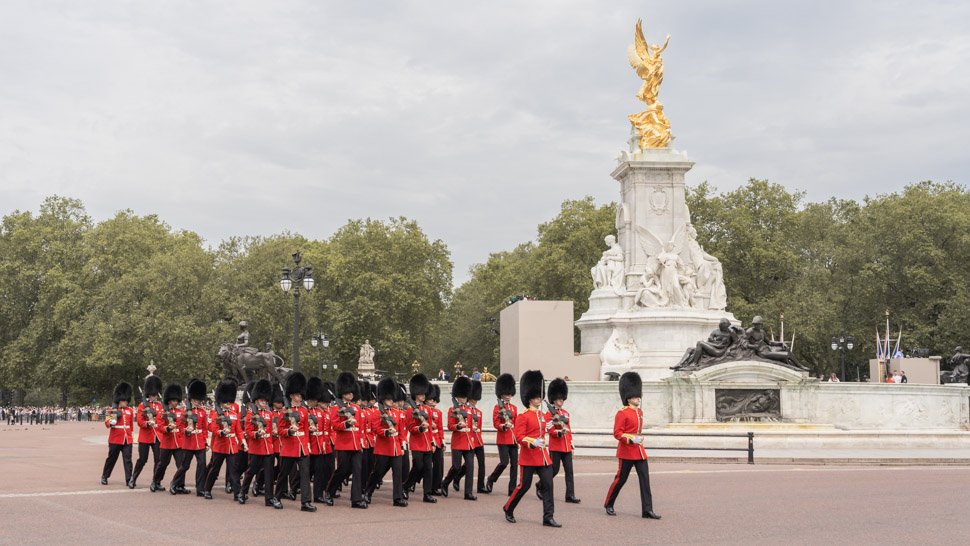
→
(2, 422, 970, 544)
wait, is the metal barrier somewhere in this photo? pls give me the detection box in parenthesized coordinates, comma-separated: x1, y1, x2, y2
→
(571, 430, 755, 464)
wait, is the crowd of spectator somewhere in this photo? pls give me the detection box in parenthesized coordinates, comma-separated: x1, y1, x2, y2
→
(2, 405, 116, 425)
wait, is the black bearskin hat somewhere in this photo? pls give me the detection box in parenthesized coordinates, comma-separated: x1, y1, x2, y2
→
(409, 373, 431, 397)
(187, 379, 207, 402)
(452, 376, 472, 399)
(285, 372, 307, 397)
(271, 383, 285, 405)
(252, 379, 272, 402)
(395, 383, 406, 403)
(215, 380, 237, 406)
(163, 383, 182, 404)
(144, 376, 162, 398)
(470, 380, 482, 401)
(619, 371, 642, 405)
(322, 381, 335, 404)
(495, 373, 516, 397)
(519, 370, 544, 407)
(377, 377, 397, 403)
(306, 377, 325, 402)
(548, 378, 568, 403)
(429, 383, 441, 403)
(336, 371, 357, 397)
(114, 382, 133, 405)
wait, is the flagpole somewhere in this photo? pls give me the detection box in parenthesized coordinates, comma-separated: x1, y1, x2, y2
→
(885, 309, 891, 381)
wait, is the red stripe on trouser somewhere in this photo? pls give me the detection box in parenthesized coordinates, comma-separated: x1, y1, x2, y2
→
(605, 459, 622, 506)
(504, 465, 525, 512)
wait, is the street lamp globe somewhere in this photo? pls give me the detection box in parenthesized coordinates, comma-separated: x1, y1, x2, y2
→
(280, 267, 292, 292)
(831, 338, 838, 351)
(846, 337, 854, 351)
(303, 268, 314, 291)
(311, 336, 318, 347)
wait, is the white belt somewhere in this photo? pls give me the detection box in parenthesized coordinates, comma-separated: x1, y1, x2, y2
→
(112, 425, 131, 429)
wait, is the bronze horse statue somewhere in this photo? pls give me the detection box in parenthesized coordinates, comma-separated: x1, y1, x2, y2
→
(217, 342, 289, 384)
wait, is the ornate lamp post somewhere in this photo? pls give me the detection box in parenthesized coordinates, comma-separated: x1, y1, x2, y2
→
(311, 331, 329, 378)
(830, 329, 854, 382)
(453, 360, 463, 378)
(411, 360, 421, 377)
(279, 251, 314, 373)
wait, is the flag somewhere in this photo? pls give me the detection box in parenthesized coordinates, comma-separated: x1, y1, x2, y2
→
(876, 330, 883, 360)
(892, 327, 903, 358)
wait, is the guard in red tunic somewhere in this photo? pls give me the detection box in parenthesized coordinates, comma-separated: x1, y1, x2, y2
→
(428, 384, 446, 496)
(503, 370, 560, 527)
(396, 385, 412, 494)
(487, 373, 518, 495)
(454, 380, 487, 494)
(129, 376, 162, 489)
(441, 376, 476, 500)
(101, 382, 135, 486)
(274, 372, 316, 511)
(360, 382, 378, 481)
(604, 372, 660, 520)
(150, 383, 183, 493)
(304, 377, 332, 506)
(403, 374, 437, 503)
(536, 378, 580, 503)
(363, 378, 408, 506)
(241, 379, 281, 508)
(203, 380, 245, 501)
(171, 379, 207, 496)
(326, 372, 367, 508)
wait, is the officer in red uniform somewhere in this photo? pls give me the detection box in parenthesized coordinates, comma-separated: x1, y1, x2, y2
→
(487, 373, 518, 495)
(171, 379, 207, 496)
(362, 378, 408, 506)
(203, 380, 244, 501)
(359, 382, 377, 482)
(101, 382, 135, 486)
(403, 374, 437, 503)
(503, 370, 560, 528)
(396, 385, 411, 493)
(454, 380, 487, 494)
(604, 371, 660, 520)
(241, 379, 281, 508)
(273, 372, 316, 512)
(537, 378, 580, 503)
(327, 371, 366, 508)
(150, 383, 183, 493)
(441, 376, 476, 500)
(427, 384, 446, 496)
(304, 376, 332, 506)
(129, 376, 162, 488)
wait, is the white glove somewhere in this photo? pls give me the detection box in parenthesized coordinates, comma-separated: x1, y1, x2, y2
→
(631, 436, 642, 445)
(109, 419, 118, 426)
(533, 438, 544, 449)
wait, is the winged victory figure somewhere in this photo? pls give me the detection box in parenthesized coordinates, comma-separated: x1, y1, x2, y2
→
(627, 20, 672, 150)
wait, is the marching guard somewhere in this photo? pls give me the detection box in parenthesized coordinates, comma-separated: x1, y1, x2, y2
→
(241, 379, 280, 508)
(150, 383, 183, 493)
(363, 378, 407, 507)
(487, 373, 518, 495)
(171, 379, 208, 496)
(428, 384, 446, 496)
(503, 370, 560, 527)
(604, 371, 660, 520)
(403, 373, 437, 503)
(129, 376, 162, 488)
(455, 380, 487, 494)
(537, 378, 580, 503)
(274, 372, 315, 512)
(441, 376, 476, 500)
(101, 382, 135, 486)
(327, 371, 367, 508)
(203, 380, 245, 501)
(306, 376, 334, 506)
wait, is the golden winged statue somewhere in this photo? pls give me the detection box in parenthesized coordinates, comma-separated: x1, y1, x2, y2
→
(627, 20, 672, 149)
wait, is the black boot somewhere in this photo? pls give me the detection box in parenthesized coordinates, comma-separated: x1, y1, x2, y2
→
(148, 481, 157, 492)
(605, 505, 616, 516)
(101, 476, 108, 485)
(505, 509, 516, 523)
(266, 497, 283, 509)
(643, 510, 662, 520)
(320, 494, 334, 506)
(301, 502, 317, 512)
(393, 499, 408, 507)
(565, 495, 581, 504)
(423, 493, 437, 503)
(543, 518, 562, 528)
(351, 501, 368, 509)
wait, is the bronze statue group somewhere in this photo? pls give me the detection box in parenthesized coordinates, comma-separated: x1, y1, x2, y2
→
(101, 369, 659, 526)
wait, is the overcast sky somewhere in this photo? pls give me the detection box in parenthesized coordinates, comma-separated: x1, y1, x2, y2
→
(2, 1, 968, 285)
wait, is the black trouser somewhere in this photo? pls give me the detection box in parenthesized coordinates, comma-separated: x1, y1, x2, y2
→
(604, 458, 653, 513)
(401, 448, 410, 481)
(505, 464, 554, 520)
(537, 450, 575, 498)
(431, 446, 444, 491)
(102, 443, 133, 482)
(276, 455, 311, 503)
(443, 449, 474, 496)
(242, 453, 275, 502)
(365, 454, 403, 502)
(488, 443, 519, 495)
(205, 452, 241, 495)
(151, 448, 181, 484)
(362, 447, 375, 480)
(455, 445, 486, 490)
(171, 448, 205, 490)
(131, 440, 159, 483)
(404, 449, 433, 496)
(254, 454, 278, 491)
(327, 449, 363, 502)
(312, 452, 334, 500)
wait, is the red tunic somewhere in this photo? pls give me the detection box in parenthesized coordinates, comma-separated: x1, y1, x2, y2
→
(208, 407, 243, 455)
(613, 406, 647, 460)
(105, 407, 135, 445)
(493, 402, 518, 445)
(447, 404, 475, 451)
(396, 408, 410, 452)
(156, 408, 183, 450)
(544, 408, 573, 453)
(270, 408, 283, 454)
(515, 408, 551, 467)
(364, 406, 379, 449)
(330, 403, 364, 451)
(135, 401, 162, 444)
(277, 407, 311, 458)
(307, 406, 330, 455)
(373, 406, 402, 457)
(469, 406, 484, 449)
(430, 407, 444, 448)
(407, 404, 434, 452)
(245, 408, 275, 456)
(179, 406, 208, 451)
